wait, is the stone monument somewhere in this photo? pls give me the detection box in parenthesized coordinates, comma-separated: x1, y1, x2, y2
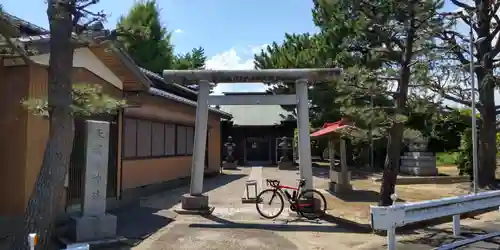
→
(222, 136, 238, 169)
(400, 129, 438, 176)
(69, 120, 117, 242)
(278, 137, 295, 170)
(329, 138, 352, 193)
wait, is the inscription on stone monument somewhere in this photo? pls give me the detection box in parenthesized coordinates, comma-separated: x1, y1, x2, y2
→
(82, 120, 110, 216)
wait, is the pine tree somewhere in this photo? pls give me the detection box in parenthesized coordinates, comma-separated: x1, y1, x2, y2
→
(437, 0, 500, 187)
(0, 1, 125, 248)
(116, 0, 173, 73)
(313, 0, 444, 205)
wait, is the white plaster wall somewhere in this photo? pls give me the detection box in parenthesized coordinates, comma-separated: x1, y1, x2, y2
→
(29, 48, 123, 89)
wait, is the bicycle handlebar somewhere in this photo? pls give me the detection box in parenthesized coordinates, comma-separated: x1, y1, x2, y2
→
(266, 179, 280, 187)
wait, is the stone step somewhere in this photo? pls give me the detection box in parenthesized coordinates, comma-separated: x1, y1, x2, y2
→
(400, 166, 438, 176)
(404, 152, 434, 157)
(401, 160, 437, 167)
(401, 155, 435, 160)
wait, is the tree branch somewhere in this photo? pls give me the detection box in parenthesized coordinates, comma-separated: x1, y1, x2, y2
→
(449, 0, 474, 11)
(439, 31, 470, 65)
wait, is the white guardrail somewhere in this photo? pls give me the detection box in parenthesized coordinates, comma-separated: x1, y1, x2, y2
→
(28, 233, 89, 250)
(370, 190, 500, 250)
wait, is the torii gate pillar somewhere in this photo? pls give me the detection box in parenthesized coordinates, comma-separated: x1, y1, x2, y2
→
(163, 68, 342, 214)
(296, 79, 313, 190)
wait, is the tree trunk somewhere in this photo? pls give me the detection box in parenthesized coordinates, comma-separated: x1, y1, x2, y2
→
(476, 3, 497, 187)
(379, 4, 415, 206)
(478, 89, 497, 187)
(10, 1, 75, 249)
(379, 123, 405, 206)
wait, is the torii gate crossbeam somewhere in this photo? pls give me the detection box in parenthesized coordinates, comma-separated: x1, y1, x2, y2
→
(163, 68, 342, 213)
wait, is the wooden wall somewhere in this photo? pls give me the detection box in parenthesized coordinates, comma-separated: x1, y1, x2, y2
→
(121, 94, 222, 190)
(26, 65, 123, 203)
(0, 65, 30, 215)
(0, 62, 224, 215)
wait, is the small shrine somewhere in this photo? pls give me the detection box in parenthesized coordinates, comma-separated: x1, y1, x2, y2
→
(311, 118, 359, 193)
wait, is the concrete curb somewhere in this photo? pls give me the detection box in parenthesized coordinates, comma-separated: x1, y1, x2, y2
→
(372, 176, 469, 185)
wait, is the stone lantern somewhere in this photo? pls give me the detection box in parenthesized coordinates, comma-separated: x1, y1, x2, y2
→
(278, 137, 295, 170)
(223, 136, 238, 169)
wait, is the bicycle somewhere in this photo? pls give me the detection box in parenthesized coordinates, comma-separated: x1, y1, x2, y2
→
(255, 178, 327, 220)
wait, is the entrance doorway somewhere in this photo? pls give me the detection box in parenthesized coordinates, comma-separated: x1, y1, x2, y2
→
(245, 137, 271, 165)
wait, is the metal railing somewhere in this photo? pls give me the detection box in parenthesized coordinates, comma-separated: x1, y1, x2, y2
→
(370, 190, 500, 250)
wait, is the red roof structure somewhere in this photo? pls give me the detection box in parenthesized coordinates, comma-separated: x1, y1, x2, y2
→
(310, 118, 355, 138)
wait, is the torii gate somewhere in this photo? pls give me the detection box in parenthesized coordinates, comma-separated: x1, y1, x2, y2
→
(163, 68, 342, 212)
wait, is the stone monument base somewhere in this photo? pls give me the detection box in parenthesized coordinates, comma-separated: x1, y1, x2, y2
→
(175, 194, 214, 215)
(223, 161, 238, 169)
(329, 182, 353, 193)
(400, 152, 438, 176)
(69, 214, 117, 242)
(400, 166, 438, 176)
(329, 170, 351, 183)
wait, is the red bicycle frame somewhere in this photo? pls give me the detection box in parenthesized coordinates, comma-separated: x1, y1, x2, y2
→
(267, 179, 312, 208)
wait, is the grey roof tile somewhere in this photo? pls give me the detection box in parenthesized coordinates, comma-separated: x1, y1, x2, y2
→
(219, 105, 295, 126)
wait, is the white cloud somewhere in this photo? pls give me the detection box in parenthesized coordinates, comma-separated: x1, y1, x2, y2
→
(206, 48, 254, 70)
(174, 29, 183, 33)
(206, 46, 269, 94)
(249, 44, 269, 55)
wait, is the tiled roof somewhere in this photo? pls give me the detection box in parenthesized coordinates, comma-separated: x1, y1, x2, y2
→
(139, 67, 197, 97)
(149, 87, 232, 118)
(218, 105, 295, 126)
(0, 12, 48, 35)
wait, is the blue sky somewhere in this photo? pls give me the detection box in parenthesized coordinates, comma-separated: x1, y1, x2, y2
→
(2, 0, 468, 94)
(3, 0, 320, 93)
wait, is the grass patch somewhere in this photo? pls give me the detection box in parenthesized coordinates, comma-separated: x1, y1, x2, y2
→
(313, 161, 330, 167)
(436, 152, 459, 166)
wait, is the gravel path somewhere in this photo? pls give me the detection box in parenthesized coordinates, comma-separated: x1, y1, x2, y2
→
(123, 166, 500, 250)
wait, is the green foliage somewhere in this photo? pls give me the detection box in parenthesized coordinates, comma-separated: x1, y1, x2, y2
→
(456, 130, 500, 176)
(22, 83, 127, 117)
(173, 47, 206, 70)
(455, 128, 473, 176)
(333, 67, 399, 143)
(497, 132, 500, 158)
(117, 0, 208, 88)
(436, 152, 458, 166)
(293, 125, 327, 158)
(116, 0, 173, 73)
(254, 33, 339, 121)
(293, 125, 316, 148)
(427, 109, 470, 152)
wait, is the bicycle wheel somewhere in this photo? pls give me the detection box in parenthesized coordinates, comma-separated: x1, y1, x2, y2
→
(256, 189, 284, 219)
(297, 189, 327, 220)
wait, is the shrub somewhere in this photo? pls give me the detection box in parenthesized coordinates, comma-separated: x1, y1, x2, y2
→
(455, 128, 473, 176)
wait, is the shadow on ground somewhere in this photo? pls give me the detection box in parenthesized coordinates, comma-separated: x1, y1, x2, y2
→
(311, 165, 378, 181)
(187, 214, 372, 234)
(111, 173, 247, 243)
(398, 226, 495, 249)
(325, 189, 406, 203)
